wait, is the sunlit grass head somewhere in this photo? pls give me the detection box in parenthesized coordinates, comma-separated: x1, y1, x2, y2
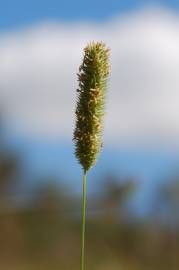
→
(73, 42, 110, 172)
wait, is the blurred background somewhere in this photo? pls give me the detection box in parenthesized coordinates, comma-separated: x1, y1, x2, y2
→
(0, 0, 179, 269)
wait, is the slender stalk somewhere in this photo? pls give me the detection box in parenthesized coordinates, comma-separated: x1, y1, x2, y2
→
(81, 171, 87, 270)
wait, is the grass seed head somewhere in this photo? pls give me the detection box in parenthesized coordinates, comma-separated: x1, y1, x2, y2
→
(73, 42, 110, 172)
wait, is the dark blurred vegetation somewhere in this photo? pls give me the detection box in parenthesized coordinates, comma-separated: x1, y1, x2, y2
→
(0, 121, 179, 269)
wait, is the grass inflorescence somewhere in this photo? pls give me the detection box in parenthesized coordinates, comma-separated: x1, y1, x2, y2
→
(74, 42, 110, 172)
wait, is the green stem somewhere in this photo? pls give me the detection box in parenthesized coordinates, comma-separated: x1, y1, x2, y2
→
(81, 171, 87, 270)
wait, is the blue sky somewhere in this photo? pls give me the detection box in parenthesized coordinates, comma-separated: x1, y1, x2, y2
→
(0, 0, 179, 213)
(0, 0, 179, 30)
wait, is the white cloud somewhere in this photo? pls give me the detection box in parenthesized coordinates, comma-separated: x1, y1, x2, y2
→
(0, 7, 179, 147)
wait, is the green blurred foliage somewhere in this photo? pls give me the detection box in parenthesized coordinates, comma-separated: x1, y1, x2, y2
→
(0, 174, 178, 269)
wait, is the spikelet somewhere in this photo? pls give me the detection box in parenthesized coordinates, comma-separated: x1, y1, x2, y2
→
(73, 42, 110, 172)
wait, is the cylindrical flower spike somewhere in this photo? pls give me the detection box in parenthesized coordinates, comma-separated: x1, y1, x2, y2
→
(74, 42, 110, 172)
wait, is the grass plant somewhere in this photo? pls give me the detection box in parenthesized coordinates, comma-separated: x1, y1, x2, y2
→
(73, 42, 110, 270)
